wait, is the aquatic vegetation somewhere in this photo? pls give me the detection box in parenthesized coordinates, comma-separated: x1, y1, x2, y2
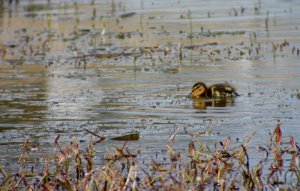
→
(0, 1, 300, 190)
(0, 124, 298, 190)
(187, 10, 193, 40)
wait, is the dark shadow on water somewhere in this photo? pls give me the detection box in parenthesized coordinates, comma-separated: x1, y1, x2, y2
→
(192, 97, 236, 110)
(0, 65, 48, 130)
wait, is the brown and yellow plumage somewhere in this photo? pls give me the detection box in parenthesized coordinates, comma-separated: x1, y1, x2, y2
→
(189, 82, 239, 98)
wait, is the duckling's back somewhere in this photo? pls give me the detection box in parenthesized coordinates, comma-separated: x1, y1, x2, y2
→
(207, 84, 239, 97)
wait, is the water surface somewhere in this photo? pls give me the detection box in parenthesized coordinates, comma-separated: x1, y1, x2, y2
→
(0, 0, 300, 170)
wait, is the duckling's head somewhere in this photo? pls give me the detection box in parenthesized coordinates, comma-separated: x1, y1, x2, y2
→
(189, 82, 207, 98)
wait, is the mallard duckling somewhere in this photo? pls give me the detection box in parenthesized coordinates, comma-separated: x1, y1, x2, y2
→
(189, 82, 239, 98)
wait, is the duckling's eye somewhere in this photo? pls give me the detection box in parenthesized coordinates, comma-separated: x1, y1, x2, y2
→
(193, 83, 201, 89)
(193, 84, 203, 91)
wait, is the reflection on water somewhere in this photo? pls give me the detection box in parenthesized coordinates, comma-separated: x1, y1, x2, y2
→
(0, 64, 48, 164)
(192, 97, 236, 109)
(0, 64, 48, 129)
(0, 0, 300, 172)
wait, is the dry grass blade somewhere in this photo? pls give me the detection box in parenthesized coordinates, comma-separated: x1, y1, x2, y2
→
(258, 146, 269, 162)
(84, 128, 106, 144)
(1, 123, 299, 190)
(184, 126, 208, 137)
(167, 127, 180, 161)
(54, 135, 66, 157)
(274, 124, 282, 149)
(188, 141, 196, 158)
(0, 164, 7, 179)
(289, 136, 300, 154)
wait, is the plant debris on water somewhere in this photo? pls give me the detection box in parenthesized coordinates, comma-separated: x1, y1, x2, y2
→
(0, 124, 299, 190)
(1, 0, 300, 190)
